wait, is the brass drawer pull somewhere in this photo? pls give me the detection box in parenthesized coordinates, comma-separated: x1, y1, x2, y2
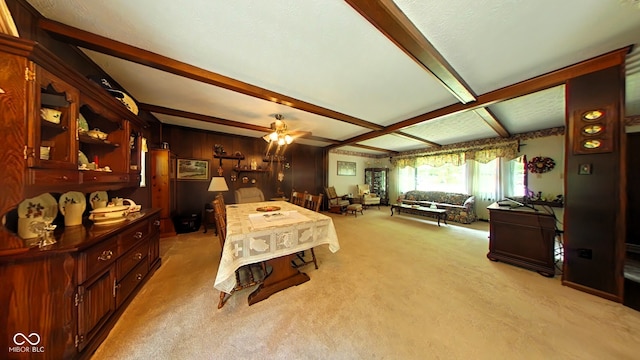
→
(97, 250, 113, 261)
(153, 220, 160, 227)
(133, 231, 143, 239)
(58, 175, 69, 181)
(136, 273, 143, 281)
(134, 252, 143, 260)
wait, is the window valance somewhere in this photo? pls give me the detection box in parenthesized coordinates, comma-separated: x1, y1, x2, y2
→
(392, 140, 519, 168)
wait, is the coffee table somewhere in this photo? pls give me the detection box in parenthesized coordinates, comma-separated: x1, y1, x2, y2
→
(390, 203, 448, 226)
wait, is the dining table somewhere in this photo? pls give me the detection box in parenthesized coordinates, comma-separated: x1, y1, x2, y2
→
(214, 201, 340, 305)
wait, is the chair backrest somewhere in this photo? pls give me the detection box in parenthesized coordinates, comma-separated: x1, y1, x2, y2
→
(304, 193, 323, 212)
(291, 190, 307, 207)
(357, 184, 371, 196)
(234, 187, 265, 203)
(212, 199, 226, 249)
(215, 193, 226, 218)
(325, 186, 342, 206)
(325, 186, 339, 199)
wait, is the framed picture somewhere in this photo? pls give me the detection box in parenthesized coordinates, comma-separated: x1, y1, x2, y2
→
(177, 158, 209, 180)
(337, 161, 356, 176)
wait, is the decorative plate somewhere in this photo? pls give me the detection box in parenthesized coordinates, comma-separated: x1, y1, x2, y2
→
(18, 193, 58, 219)
(78, 151, 89, 166)
(89, 191, 108, 209)
(59, 191, 86, 215)
(78, 113, 89, 133)
(256, 206, 281, 212)
(90, 191, 108, 203)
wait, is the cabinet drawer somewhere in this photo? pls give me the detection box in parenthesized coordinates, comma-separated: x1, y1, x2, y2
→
(28, 168, 79, 185)
(118, 220, 149, 254)
(82, 171, 130, 183)
(79, 236, 118, 283)
(117, 240, 149, 281)
(116, 256, 148, 307)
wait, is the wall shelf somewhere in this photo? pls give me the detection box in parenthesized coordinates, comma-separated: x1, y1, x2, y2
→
(214, 154, 244, 167)
(233, 166, 270, 173)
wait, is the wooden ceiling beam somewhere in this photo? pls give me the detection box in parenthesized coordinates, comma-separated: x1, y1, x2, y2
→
(329, 45, 630, 148)
(139, 103, 339, 144)
(474, 108, 510, 138)
(394, 131, 441, 147)
(349, 143, 399, 154)
(346, 0, 476, 104)
(38, 18, 384, 132)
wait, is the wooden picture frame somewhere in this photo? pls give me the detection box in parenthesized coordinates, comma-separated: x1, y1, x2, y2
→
(177, 158, 209, 180)
(337, 161, 356, 176)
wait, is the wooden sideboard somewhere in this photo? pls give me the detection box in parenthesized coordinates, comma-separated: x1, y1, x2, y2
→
(0, 33, 159, 359)
(0, 209, 161, 359)
(487, 202, 558, 277)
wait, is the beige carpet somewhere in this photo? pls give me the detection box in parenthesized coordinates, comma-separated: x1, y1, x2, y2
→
(92, 209, 640, 359)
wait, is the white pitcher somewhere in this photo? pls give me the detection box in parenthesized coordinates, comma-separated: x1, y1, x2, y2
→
(63, 203, 83, 227)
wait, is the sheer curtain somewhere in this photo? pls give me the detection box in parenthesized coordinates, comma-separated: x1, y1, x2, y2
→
(469, 157, 524, 220)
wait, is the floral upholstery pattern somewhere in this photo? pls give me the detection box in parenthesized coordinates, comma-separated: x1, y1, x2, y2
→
(400, 190, 477, 224)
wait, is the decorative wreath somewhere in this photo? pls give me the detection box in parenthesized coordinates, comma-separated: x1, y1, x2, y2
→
(527, 156, 555, 174)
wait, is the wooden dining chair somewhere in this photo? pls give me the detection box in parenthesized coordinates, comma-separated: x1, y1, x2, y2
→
(293, 193, 324, 270)
(291, 190, 307, 207)
(214, 193, 226, 218)
(213, 199, 266, 309)
(304, 193, 323, 212)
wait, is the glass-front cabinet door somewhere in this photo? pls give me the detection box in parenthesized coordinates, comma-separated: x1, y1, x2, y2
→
(365, 167, 389, 205)
(28, 66, 79, 170)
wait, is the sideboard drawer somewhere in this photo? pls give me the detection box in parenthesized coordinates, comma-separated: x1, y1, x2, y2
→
(116, 256, 148, 307)
(28, 168, 79, 185)
(117, 240, 149, 281)
(79, 236, 118, 283)
(82, 171, 130, 183)
(118, 220, 149, 254)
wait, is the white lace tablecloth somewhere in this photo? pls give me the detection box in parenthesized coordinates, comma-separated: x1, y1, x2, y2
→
(214, 201, 340, 293)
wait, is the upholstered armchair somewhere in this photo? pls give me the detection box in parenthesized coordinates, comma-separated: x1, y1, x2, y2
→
(234, 187, 265, 204)
(357, 184, 381, 209)
(324, 186, 350, 213)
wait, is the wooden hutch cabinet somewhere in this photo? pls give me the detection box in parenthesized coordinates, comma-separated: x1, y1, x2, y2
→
(364, 168, 389, 205)
(0, 34, 160, 359)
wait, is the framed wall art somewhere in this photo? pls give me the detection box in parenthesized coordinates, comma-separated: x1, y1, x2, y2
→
(177, 158, 209, 180)
(337, 161, 356, 176)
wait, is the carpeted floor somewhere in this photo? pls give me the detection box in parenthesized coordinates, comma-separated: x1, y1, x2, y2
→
(91, 208, 640, 359)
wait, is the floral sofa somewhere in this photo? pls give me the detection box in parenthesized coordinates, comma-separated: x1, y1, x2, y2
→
(399, 190, 477, 224)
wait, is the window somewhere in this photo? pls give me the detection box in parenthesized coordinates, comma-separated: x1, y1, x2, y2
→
(398, 163, 466, 194)
(416, 163, 466, 193)
(508, 156, 526, 197)
(398, 166, 415, 194)
(139, 137, 148, 187)
(473, 159, 499, 201)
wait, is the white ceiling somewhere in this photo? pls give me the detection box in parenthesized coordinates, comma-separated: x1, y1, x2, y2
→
(25, 0, 640, 155)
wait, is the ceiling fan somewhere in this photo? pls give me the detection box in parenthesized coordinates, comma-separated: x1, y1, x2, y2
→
(263, 114, 310, 160)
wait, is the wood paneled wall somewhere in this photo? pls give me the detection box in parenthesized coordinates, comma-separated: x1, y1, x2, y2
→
(563, 66, 626, 301)
(162, 125, 324, 215)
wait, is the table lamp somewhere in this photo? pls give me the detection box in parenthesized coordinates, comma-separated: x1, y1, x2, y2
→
(208, 176, 229, 195)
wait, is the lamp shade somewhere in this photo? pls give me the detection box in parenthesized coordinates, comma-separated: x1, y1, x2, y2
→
(208, 177, 229, 192)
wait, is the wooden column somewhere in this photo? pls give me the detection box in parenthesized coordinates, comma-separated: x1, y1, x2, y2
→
(563, 64, 627, 301)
